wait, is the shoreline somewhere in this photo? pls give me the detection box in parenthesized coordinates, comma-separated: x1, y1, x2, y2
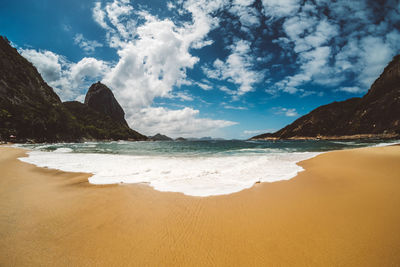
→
(15, 145, 322, 197)
(250, 133, 400, 141)
(11, 140, 399, 197)
(1, 145, 400, 265)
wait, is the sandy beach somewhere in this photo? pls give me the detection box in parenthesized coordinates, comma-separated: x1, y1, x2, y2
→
(1, 145, 400, 266)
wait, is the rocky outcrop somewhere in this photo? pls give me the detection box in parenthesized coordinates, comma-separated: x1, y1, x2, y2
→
(252, 55, 400, 140)
(84, 82, 128, 126)
(0, 36, 147, 142)
(150, 133, 173, 141)
(0, 36, 74, 142)
(62, 100, 147, 141)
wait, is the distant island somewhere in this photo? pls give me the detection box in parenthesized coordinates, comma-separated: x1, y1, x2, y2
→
(0, 36, 147, 143)
(251, 54, 400, 140)
(149, 133, 173, 141)
(186, 137, 226, 141)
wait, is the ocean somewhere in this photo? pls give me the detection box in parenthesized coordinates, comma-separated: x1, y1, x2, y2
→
(16, 139, 399, 196)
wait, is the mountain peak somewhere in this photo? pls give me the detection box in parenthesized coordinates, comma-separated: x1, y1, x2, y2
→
(251, 54, 400, 140)
(0, 36, 147, 142)
(84, 82, 128, 126)
(150, 133, 173, 141)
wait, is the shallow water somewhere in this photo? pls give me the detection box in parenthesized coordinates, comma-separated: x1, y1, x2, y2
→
(16, 139, 399, 196)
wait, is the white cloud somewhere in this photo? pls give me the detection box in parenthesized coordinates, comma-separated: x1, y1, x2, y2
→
(92, 0, 136, 48)
(93, 2, 110, 30)
(98, 0, 230, 111)
(219, 85, 236, 95)
(93, 0, 236, 137)
(203, 39, 264, 96)
(273, 107, 299, 117)
(20, 48, 109, 101)
(284, 109, 298, 117)
(262, 0, 301, 18)
(269, 0, 400, 96)
(223, 104, 248, 110)
(338, 86, 364, 94)
(74, 33, 103, 54)
(196, 81, 213, 90)
(166, 2, 176, 11)
(69, 57, 110, 88)
(127, 107, 237, 137)
(102, 16, 200, 108)
(243, 129, 274, 135)
(191, 39, 214, 49)
(229, 0, 260, 29)
(20, 49, 63, 83)
(167, 91, 194, 102)
(20, 48, 73, 99)
(357, 36, 395, 88)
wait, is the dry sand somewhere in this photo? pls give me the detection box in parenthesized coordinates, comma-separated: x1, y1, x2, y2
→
(0, 145, 400, 266)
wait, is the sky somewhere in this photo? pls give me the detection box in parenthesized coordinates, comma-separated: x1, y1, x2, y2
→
(1, 0, 399, 139)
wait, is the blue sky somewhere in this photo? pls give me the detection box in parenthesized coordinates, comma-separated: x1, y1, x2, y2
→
(1, 0, 399, 138)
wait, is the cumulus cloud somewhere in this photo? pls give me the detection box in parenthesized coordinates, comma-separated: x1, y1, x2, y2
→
(19, 0, 400, 137)
(262, 0, 301, 18)
(127, 107, 237, 137)
(273, 107, 299, 117)
(167, 91, 194, 102)
(267, 0, 400, 96)
(219, 86, 236, 95)
(20, 49, 109, 101)
(203, 39, 264, 97)
(74, 34, 103, 53)
(230, 0, 260, 29)
(96, 0, 229, 110)
(69, 57, 110, 88)
(93, 0, 237, 136)
(195, 80, 213, 90)
(19, 0, 239, 137)
(102, 18, 199, 108)
(223, 105, 248, 110)
(20, 49, 64, 83)
(338, 86, 364, 94)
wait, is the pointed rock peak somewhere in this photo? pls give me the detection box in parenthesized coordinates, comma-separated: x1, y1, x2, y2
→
(84, 82, 128, 126)
(150, 133, 173, 141)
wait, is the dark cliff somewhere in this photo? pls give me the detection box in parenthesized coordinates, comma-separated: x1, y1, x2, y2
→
(0, 36, 147, 142)
(62, 99, 146, 141)
(84, 82, 128, 126)
(252, 55, 400, 140)
(150, 133, 173, 141)
(0, 36, 75, 142)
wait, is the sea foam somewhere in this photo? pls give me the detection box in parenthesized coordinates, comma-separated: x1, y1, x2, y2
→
(18, 150, 320, 196)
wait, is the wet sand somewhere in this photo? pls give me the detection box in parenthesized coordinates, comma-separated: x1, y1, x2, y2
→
(1, 146, 400, 266)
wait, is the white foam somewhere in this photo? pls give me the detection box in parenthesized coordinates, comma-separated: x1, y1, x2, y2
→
(371, 141, 400, 147)
(53, 147, 73, 153)
(18, 151, 320, 197)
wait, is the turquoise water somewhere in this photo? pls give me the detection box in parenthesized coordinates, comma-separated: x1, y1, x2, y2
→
(17, 139, 399, 196)
(17, 139, 398, 157)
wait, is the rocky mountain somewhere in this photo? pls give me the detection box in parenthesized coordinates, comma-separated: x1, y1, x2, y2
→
(84, 82, 128, 126)
(252, 54, 400, 140)
(150, 133, 173, 141)
(0, 36, 147, 142)
(62, 94, 147, 141)
(0, 36, 75, 142)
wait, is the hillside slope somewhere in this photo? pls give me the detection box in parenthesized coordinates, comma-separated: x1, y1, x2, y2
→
(0, 36, 147, 142)
(252, 55, 400, 140)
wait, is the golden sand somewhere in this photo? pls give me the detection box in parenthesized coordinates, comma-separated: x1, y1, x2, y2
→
(0, 146, 400, 266)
